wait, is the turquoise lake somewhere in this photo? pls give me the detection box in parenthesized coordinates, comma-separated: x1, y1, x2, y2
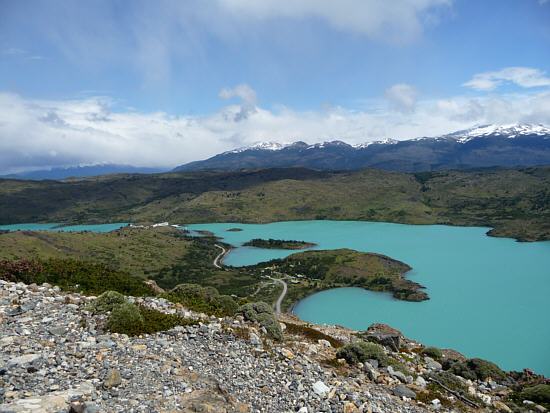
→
(187, 220, 550, 376)
(0, 223, 129, 233)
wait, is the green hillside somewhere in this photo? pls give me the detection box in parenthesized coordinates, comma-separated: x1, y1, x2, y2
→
(1, 166, 549, 241)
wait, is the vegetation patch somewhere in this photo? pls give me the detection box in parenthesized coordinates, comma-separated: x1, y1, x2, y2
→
(238, 301, 282, 341)
(0, 258, 151, 296)
(243, 238, 317, 250)
(88, 291, 198, 336)
(421, 346, 443, 361)
(87, 290, 127, 313)
(247, 249, 428, 302)
(516, 384, 550, 408)
(106, 302, 145, 336)
(336, 341, 388, 366)
(0, 227, 192, 278)
(163, 283, 238, 317)
(448, 358, 507, 382)
(283, 322, 343, 348)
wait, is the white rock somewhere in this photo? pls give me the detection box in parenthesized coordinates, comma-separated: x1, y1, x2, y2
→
(7, 353, 41, 368)
(312, 380, 330, 396)
(414, 376, 427, 388)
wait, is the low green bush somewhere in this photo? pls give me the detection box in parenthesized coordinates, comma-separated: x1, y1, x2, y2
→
(336, 341, 387, 366)
(106, 302, 145, 336)
(255, 312, 283, 341)
(105, 302, 197, 336)
(88, 290, 127, 313)
(448, 358, 506, 382)
(237, 301, 282, 341)
(138, 306, 197, 335)
(163, 283, 238, 317)
(519, 384, 550, 406)
(421, 346, 443, 360)
(0, 258, 151, 296)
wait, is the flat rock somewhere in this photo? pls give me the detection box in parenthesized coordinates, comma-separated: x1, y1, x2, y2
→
(392, 384, 416, 399)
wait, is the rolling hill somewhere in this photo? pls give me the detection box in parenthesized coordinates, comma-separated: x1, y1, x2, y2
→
(1, 166, 549, 242)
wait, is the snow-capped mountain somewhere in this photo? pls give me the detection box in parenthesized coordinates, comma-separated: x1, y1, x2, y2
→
(174, 124, 550, 173)
(445, 123, 550, 143)
(224, 141, 292, 154)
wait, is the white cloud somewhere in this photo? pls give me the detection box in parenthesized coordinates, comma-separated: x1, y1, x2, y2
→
(217, 0, 452, 42)
(385, 84, 417, 112)
(219, 84, 257, 105)
(219, 84, 258, 121)
(1, 89, 550, 174)
(463, 67, 550, 91)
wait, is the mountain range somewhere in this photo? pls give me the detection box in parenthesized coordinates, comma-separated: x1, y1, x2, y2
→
(175, 123, 550, 172)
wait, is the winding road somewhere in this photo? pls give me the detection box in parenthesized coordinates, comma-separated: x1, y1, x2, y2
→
(212, 245, 288, 314)
(266, 276, 288, 315)
(213, 244, 227, 268)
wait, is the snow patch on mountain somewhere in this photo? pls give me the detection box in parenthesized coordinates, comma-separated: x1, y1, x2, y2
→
(224, 141, 291, 154)
(446, 123, 550, 143)
(353, 138, 399, 148)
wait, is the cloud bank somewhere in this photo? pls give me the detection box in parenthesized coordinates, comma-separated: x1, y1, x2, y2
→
(463, 67, 550, 91)
(2, 80, 550, 174)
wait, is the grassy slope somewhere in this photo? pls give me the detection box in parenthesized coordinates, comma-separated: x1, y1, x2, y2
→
(0, 226, 261, 298)
(0, 167, 549, 241)
(0, 227, 192, 278)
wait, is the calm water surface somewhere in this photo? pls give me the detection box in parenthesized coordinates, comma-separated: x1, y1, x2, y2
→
(188, 220, 550, 375)
(0, 223, 129, 233)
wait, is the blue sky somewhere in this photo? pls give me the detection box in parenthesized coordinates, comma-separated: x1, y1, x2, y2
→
(1, 0, 550, 172)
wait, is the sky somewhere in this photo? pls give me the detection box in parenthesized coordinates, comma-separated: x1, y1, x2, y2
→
(1, 0, 550, 173)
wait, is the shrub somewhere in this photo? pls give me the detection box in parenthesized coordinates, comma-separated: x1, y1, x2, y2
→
(164, 283, 238, 317)
(239, 301, 272, 319)
(519, 384, 550, 406)
(336, 341, 387, 366)
(255, 312, 283, 341)
(138, 306, 197, 335)
(237, 301, 282, 341)
(106, 302, 145, 336)
(88, 290, 127, 313)
(100, 298, 197, 336)
(0, 259, 43, 283)
(422, 346, 443, 360)
(449, 358, 506, 382)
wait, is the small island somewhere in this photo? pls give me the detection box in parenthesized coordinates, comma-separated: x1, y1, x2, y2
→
(243, 238, 317, 250)
(226, 228, 243, 232)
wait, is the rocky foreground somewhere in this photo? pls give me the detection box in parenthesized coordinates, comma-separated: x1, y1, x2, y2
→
(0, 280, 547, 413)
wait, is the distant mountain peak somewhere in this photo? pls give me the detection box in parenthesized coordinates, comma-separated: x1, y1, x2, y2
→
(445, 123, 550, 143)
(223, 141, 293, 154)
(353, 138, 399, 148)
